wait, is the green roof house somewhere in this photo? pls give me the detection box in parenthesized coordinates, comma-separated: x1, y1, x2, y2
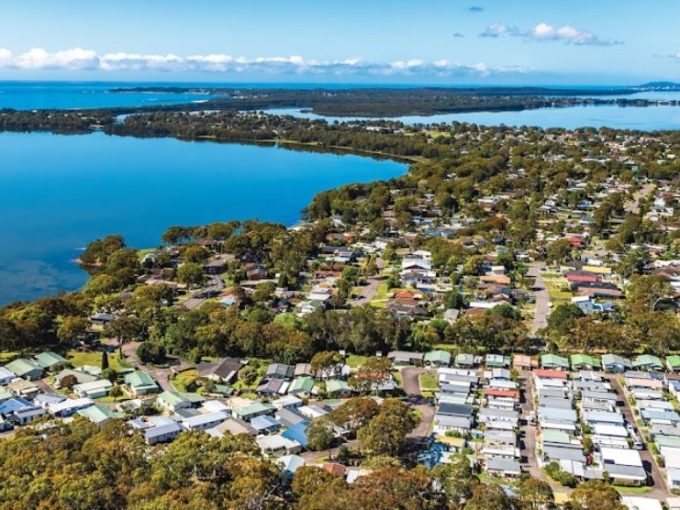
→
(424, 350, 452, 367)
(124, 370, 159, 396)
(326, 379, 352, 396)
(570, 354, 601, 370)
(232, 401, 275, 420)
(5, 358, 43, 380)
(157, 390, 203, 411)
(78, 404, 123, 427)
(541, 353, 569, 370)
(632, 354, 663, 371)
(288, 377, 315, 396)
(486, 354, 511, 368)
(667, 356, 680, 372)
(455, 353, 475, 367)
(33, 351, 68, 371)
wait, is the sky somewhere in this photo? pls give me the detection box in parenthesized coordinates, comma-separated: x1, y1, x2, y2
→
(0, 0, 679, 85)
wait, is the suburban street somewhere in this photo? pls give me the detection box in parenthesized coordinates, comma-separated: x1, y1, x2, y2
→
(518, 370, 544, 480)
(182, 274, 225, 310)
(607, 375, 669, 500)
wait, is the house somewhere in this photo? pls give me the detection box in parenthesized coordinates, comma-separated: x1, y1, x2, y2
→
(600, 447, 647, 485)
(33, 351, 68, 372)
(207, 417, 257, 437)
(256, 433, 301, 456)
(571, 354, 601, 370)
(387, 351, 423, 366)
(288, 377, 315, 396)
(48, 397, 93, 417)
(8, 378, 40, 399)
(157, 390, 203, 412)
(181, 411, 229, 431)
(667, 356, 680, 372)
(256, 378, 287, 396)
(4, 358, 43, 380)
(196, 357, 242, 383)
(326, 379, 352, 397)
(232, 401, 275, 421)
(281, 421, 310, 449)
(124, 370, 159, 396)
(55, 368, 98, 388)
(250, 415, 282, 434)
(276, 408, 307, 427)
(486, 354, 511, 368)
(541, 354, 569, 370)
(602, 354, 632, 373)
(443, 309, 460, 324)
(423, 350, 451, 367)
(278, 454, 306, 476)
(0, 367, 15, 385)
(78, 404, 122, 426)
(272, 395, 303, 410)
(632, 354, 663, 371)
(266, 363, 294, 380)
(454, 353, 475, 368)
(485, 457, 522, 478)
(144, 420, 182, 444)
(73, 379, 112, 399)
(513, 355, 537, 371)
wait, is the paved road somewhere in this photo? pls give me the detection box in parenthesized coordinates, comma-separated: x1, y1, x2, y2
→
(528, 262, 549, 335)
(608, 375, 669, 501)
(401, 366, 435, 439)
(352, 276, 383, 306)
(121, 340, 187, 392)
(182, 274, 225, 310)
(519, 370, 545, 480)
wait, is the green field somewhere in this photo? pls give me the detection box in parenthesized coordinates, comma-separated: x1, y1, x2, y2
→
(346, 354, 368, 368)
(419, 372, 439, 392)
(67, 350, 131, 371)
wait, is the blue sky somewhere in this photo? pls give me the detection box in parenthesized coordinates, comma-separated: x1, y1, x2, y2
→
(1, 0, 679, 84)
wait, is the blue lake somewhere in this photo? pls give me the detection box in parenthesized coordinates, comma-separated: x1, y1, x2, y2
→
(267, 103, 680, 131)
(0, 132, 405, 304)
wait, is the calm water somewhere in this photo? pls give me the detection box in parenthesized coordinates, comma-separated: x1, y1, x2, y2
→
(0, 81, 217, 110)
(0, 132, 405, 304)
(267, 103, 680, 131)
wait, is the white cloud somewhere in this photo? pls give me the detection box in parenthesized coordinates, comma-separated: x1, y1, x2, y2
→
(481, 22, 621, 46)
(480, 23, 519, 38)
(0, 47, 529, 77)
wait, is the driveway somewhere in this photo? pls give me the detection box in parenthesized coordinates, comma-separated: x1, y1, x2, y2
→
(528, 262, 549, 335)
(607, 375, 669, 500)
(182, 274, 225, 310)
(519, 370, 545, 480)
(351, 276, 383, 306)
(401, 366, 435, 439)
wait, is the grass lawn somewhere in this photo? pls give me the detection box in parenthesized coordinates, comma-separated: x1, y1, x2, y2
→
(172, 369, 199, 392)
(542, 277, 573, 305)
(0, 351, 19, 363)
(613, 485, 651, 494)
(346, 354, 368, 369)
(66, 350, 130, 371)
(370, 282, 391, 309)
(419, 373, 439, 392)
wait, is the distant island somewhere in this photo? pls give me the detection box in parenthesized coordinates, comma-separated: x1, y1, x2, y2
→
(105, 85, 680, 117)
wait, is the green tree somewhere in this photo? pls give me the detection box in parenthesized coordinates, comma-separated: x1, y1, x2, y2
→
(307, 416, 336, 451)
